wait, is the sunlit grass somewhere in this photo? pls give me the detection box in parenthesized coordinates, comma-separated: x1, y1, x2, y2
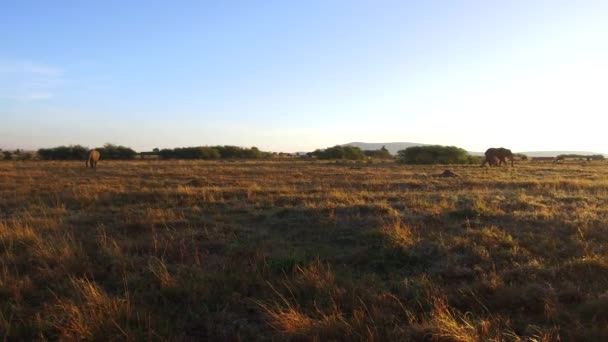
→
(0, 159, 607, 340)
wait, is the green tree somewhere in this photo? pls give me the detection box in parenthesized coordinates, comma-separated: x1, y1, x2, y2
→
(363, 147, 392, 159)
(157, 146, 270, 160)
(38, 145, 89, 160)
(312, 145, 365, 160)
(396, 145, 473, 164)
(96, 143, 137, 160)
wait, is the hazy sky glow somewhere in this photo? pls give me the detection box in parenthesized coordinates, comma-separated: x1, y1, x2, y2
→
(1, 1, 607, 152)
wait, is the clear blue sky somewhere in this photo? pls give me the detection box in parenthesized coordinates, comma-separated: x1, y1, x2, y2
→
(1, 1, 607, 152)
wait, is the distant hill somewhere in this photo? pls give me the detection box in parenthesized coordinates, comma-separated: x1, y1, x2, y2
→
(341, 142, 430, 155)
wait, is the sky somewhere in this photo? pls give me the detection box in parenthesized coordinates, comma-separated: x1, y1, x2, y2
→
(1, 0, 607, 153)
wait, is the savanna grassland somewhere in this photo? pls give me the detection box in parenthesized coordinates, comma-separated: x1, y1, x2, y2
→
(1, 160, 607, 341)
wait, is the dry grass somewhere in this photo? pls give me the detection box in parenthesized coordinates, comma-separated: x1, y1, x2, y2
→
(1, 159, 608, 340)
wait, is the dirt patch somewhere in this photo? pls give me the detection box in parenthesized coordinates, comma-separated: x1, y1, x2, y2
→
(184, 178, 212, 187)
(435, 169, 461, 178)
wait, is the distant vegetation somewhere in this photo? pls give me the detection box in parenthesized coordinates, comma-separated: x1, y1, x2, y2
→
(396, 145, 479, 164)
(2, 149, 40, 161)
(38, 145, 89, 160)
(342, 142, 427, 155)
(96, 144, 138, 160)
(14, 144, 273, 161)
(311, 145, 478, 164)
(4, 144, 602, 164)
(514, 153, 528, 160)
(159, 146, 272, 159)
(37, 144, 137, 160)
(363, 146, 393, 159)
(556, 154, 605, 161)
(311, 145, 366, 160)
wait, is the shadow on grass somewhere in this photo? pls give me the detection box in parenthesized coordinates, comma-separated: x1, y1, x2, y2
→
(3, 191, 607, 340)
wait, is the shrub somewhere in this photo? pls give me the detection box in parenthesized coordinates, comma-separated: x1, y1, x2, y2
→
(198, 147, 221, 159)
(158, 146, 271, 160)
(364, 146, 392, 159)
(96, 144, 137, 160)
(38, 145, 89, 160)
(169, 147, 221, 159)
(556, 154, 605, 161)
(18, 151, 37, 161)
(396, 145, 473, 165)
(467, 155, 482, 164)
(312, 146, 365, 160)
(38, 144, 137, 160)
(214, 145, 271, 159)
(159, 148, 175, 159)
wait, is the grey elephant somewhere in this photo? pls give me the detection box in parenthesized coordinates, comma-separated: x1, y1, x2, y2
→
(481, 147, 514, 167)
(481, 154, 500, 167)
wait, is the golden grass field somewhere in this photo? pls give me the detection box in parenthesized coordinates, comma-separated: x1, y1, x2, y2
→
(1, 159, 607, 341)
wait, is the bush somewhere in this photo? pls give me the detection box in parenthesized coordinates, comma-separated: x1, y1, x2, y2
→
(396, 145, 474, 165)
(363, 146, 392, 159)
(214, 145, 271, 159)
(168, 147, 221, 159)
(556, 154, 605, 161)
(96, 144, 137, 160)
(38, 144, 136, 160)
(312, 146, 365, 160)
(215, 145, 244, 158)
(158, 146, 271, 160)
(38, 145, 89, 160)
(18, 151, 37, 161)
(467, 155, 482, 164)
(159, 148, 175, 159)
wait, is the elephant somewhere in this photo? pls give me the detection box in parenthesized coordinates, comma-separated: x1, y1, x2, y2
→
(481, 147, 514, 167)
(481, 155, 500, 167)
(86, 150, 100, 169)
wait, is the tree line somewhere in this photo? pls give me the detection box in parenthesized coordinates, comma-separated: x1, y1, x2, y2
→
(396, 145, 479, 164)
(3, 144, 558, 165)
(37, 144, 137, 160)
(556, 154, 605, 161)
(2, 144, 273, 161)
(310, 145, 480, 164)
(158, 146, 272, 159)
(309, 145, 392, 160)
